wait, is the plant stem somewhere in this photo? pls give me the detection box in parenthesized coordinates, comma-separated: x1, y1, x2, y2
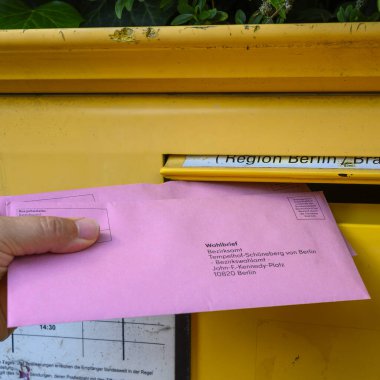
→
(265, 3, 286, 23)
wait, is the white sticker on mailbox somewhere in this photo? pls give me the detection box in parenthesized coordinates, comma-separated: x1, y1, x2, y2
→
(183, 155, 380, 170)
(0, 316, 175, 380)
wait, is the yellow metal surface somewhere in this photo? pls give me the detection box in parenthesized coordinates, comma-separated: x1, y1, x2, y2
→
(0, 94, 379, 380)
(162, 155, 380, 184)
(0, 23, 380, 93)
(0, 94, 380, 196)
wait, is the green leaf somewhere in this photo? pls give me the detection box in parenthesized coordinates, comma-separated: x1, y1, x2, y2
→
(345, 4, 353, 19)
(199, 8, 217, 21)
(336, 4, 363, 22)
(198, 0, 206, 12)
(0, 0, 83, 29)
(178, 0, 194, 14)
(336, 6, 345, 21)
(248, 13, 264, 24)
(160, 0, 174, 9)
(378, 0, 380, 12)
(212, 11, 228, 22)
(131, 0, 176, 25)
(171, 13, 193, 25)
(81, 0, 127, 27)
(126, 0, 136, 11)
(115, 0, 134, 19)
(235, 9, 246, 24)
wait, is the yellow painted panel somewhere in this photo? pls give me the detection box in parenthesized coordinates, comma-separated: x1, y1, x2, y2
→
(0, 95, 380, 181)
(0, 95, 379, 380)
(255, 321, 380, 380)
(0, 23, 379, 93)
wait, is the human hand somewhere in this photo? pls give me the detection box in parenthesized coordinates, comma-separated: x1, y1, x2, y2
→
(0, 216, 99, 341)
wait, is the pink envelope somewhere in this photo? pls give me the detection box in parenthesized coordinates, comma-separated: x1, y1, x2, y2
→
(7, 192, 369, 327)
(0, 181, 309, 216)
(0, 181, 355, 257)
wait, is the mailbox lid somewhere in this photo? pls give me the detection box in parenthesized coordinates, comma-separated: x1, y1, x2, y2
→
(0, 23, 380, 93)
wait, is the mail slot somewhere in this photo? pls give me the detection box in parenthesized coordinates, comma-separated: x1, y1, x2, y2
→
(0, 24, 380, 380)
(162, 155, 380, 184)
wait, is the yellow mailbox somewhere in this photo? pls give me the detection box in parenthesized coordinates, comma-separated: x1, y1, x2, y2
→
(0, 23, 379, 380)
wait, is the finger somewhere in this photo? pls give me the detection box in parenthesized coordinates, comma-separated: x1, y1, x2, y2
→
(0, 216, 99, 256)
(0, 216, 99, 277)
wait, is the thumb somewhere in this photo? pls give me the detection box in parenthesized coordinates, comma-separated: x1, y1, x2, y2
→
(0, 216, 99, 278)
